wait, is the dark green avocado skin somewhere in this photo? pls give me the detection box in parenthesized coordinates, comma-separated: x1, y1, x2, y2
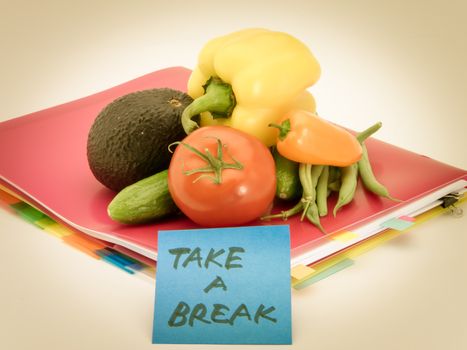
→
(87, 88, 191, 192)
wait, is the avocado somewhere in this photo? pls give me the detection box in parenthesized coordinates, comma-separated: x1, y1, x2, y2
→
(87, 88, 192, 192)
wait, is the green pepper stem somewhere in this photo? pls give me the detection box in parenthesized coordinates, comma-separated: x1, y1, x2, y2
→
(181, 77, 236, 135)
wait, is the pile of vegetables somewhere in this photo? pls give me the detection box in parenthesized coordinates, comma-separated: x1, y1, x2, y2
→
(263, 119, 399, 232)
(90, 28, 398, 230)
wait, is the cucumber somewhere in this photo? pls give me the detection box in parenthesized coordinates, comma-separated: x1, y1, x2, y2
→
(107, 169, 178, 224)
(273, 149, 302, 200)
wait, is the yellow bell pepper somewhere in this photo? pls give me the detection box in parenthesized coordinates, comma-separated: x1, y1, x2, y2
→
(181, 28, 321, 146)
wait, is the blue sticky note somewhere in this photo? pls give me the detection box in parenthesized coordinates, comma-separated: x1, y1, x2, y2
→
(152, 225, 292, 344)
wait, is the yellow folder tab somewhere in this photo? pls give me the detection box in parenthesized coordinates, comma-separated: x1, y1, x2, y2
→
(291, 264, 315, 280)
(331, 231, 359, 242)
(43, 222, 74, 238)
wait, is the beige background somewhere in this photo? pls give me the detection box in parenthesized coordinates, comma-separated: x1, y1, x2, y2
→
(1, 1, 466, 349)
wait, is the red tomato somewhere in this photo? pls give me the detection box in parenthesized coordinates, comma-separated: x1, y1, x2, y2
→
(168, 126, 276, 227)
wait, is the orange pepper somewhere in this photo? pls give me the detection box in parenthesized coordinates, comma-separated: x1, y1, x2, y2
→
(270, 110, 362, 166)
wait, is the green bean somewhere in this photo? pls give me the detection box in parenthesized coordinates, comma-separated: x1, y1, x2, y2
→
(316, 166, 329, 216)
(260, 164, 321, 221)
(298, 163, 314, 220)
(306, 201, 325, 233)
(311, 165, 324, 188)
(356, 122, 382, 143)
(358, 143, 400, 201)
(328, 166, 341, 183)
(298, 163, 325, 231)
(262, 163, 326, 231)
(298, 164, 313, 194)
(328, 166, 341, 192)
(333, 163, 358, 217)
(328, 179, 342, 192)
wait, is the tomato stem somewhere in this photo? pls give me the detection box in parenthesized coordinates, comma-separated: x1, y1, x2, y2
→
(169, 138, 243, 185)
